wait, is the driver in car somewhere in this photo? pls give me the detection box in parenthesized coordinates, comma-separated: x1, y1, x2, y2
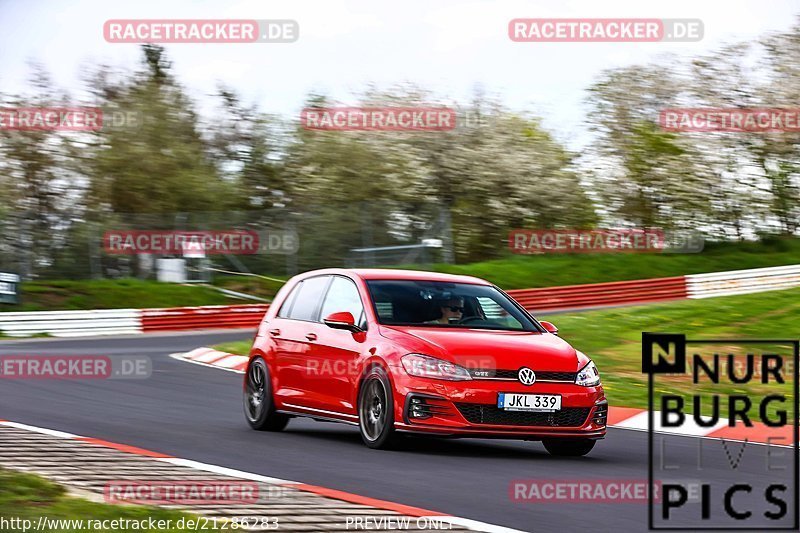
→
(428, 297, 464, 324)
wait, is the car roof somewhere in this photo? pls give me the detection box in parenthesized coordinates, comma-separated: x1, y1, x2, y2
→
(292, 268, 492, 285)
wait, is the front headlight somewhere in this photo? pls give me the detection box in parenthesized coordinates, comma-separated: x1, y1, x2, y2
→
(401, 354, 472, 381)
(575, 360, 601, 387)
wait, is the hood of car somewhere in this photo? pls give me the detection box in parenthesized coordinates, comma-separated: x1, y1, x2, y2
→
(380, 326, 582, 372)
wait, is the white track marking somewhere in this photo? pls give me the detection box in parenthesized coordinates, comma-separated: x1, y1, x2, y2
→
(157, 457, 297, 485)
(1, 420, 81, 439)
(0, 419, 525, 533)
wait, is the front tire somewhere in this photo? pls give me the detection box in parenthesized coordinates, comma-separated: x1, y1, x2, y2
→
(542, 438, 596, 457)
(357, 366, 398, 449)
(244, 357, 289, 431)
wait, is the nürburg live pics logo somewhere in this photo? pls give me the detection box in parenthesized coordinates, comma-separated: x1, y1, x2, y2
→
(643, 332, 799, 530)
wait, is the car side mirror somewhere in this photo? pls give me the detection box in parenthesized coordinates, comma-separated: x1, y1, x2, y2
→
(323, 311, 364, 333)
(540, 321, 558, 335)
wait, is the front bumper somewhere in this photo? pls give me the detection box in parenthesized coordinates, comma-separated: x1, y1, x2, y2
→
(391, 369, 607, 439)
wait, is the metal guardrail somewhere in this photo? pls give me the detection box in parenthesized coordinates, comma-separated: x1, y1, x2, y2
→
(2, 264, 799, 337)
(0, 309, 142, 337)
(686, 264, 800, 299)
(140, 304, 270, 332)
(506, 276, 689, 312)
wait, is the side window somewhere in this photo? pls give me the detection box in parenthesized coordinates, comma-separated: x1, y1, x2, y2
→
(288, 276, 331, 321)
(276, 282, 302, 318)
(476, 296, 504, 319)
(319, 276, 365, 326)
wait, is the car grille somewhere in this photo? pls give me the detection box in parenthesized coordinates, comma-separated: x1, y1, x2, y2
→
(455, 403, 591, 427)
(467, 369, 576, 382)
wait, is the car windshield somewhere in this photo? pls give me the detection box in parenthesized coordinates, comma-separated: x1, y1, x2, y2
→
(365, 280, 540, 332)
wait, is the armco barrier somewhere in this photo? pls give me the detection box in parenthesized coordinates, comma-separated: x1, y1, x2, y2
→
(140, 304, 270, 332)
(3, 264, 800, 337)
(0, 309, 142, 338)
(506, 276, 688, 313)
(686, 264, 800, 299)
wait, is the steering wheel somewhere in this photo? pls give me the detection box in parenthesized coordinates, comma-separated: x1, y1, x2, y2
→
(457, 316, 484, 325)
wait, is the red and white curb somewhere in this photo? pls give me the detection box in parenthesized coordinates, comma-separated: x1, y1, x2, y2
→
(0, 419, 523, 533)
(607, 406, 794, 447)
(171, 347, 249, 372)
(174, 348, 796, 448)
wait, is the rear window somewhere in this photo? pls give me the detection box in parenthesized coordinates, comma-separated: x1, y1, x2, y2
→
(287, 276, 331, 322)
(276, 283, 301, 318)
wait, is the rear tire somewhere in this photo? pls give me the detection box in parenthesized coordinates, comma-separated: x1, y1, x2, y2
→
(357, 366, 398, 449)
(244, 358, 289, 431)
(542, 438, 596, 457)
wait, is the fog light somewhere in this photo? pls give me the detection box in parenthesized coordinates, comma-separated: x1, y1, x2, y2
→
(409, 397, 431, 419)
(592, 402, 608, 426)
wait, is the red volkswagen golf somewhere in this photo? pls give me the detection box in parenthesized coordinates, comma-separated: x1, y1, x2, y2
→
(244, 269, 607, 456)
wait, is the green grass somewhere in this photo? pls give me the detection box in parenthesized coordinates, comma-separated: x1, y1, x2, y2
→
(3, 237, 800, 312)
(212, 339, 253, 355)
(213, 275, 285, 298)
(0, 468, 205, 532)
(538, 288, 799, 417)
(3, 279, 235, 312)
(216, 287, 800, 417)
(0, 276, 286, 313)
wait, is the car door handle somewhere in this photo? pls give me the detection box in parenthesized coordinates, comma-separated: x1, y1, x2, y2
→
(305, 333, 317, 341)
(269, 329, 281, 336)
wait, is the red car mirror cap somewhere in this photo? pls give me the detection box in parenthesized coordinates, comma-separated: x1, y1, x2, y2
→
(323, 311, 364, 333)
(539, 320, 558, 334)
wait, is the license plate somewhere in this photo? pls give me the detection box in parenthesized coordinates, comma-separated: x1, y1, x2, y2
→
(498, 393, 561, 412)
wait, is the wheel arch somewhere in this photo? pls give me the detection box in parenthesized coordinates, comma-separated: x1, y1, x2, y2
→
(354, 355, 394, 410)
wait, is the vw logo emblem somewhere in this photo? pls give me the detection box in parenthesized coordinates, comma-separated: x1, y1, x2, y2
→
(518, 367, 536, 386)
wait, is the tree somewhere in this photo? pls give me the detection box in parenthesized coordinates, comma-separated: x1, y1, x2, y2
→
(86, 45, 234, 216)
(588, 64, 728, 234)
(0, 67, 83, 278)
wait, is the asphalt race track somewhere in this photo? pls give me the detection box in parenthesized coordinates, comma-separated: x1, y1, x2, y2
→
(0, 332, 794, 532)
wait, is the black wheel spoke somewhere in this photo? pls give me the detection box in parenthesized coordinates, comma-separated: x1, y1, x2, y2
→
(245, 363, 267, 421)
(359, 377, 388, 442)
